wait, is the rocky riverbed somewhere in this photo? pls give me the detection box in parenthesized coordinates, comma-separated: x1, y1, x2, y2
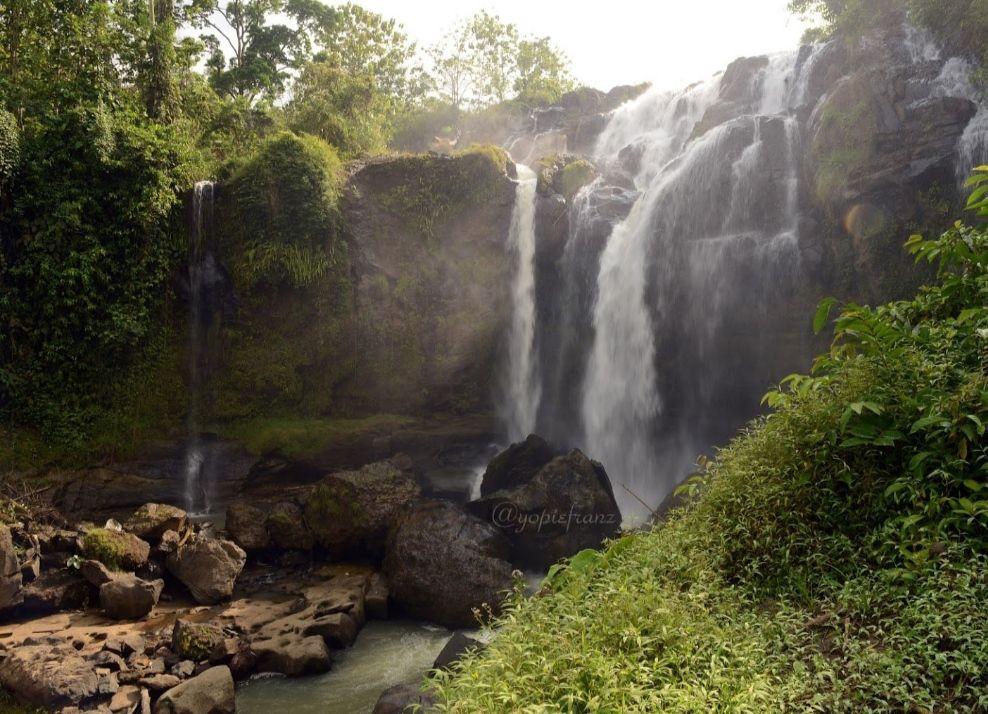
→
(0, 436, 622, 713)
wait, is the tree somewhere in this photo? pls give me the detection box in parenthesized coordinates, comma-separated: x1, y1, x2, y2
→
(514, 36, 575, 105)
(287, 60, 392, 157)
(314, 3, 421, 103)
(464, 11, 518, 105)
(183, 0, 326, 102)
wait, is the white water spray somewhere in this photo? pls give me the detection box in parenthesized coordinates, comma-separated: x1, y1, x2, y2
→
(500, 164, 542, 441)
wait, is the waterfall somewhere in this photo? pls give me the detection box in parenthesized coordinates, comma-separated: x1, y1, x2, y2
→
(184, 180, 217, 516)
(500, 165, 542, 441)
(576, 50, 818, 521)
(932, 58, 988, 181)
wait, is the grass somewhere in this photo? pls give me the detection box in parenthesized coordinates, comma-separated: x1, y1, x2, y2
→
(217, 414, 417, 457)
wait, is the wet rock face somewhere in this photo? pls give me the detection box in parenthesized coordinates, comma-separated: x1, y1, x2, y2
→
(471, 444, 622, 569)
(0, 525, 23, 613)
(383, 500, 514, 628)
(342, 151, 516, 416)
(165, 535, 246, 605)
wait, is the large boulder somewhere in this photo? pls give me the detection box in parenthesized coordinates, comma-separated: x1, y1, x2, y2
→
(80, 528, 150, 570)
(373, 683, 436, 714)
(154, 665, 235, 714)
(99, 574, 164, 620)
(0, 640, 99, 709)
(166, 535, 245, 604)
(479, 434, 559, 497)
(253, 635, 332, 677)
(0, 524, 23, 612)
(383, 500, 514, 628)
(304, 460, 422, 559)
(470, 449, 622, 569)
(123, 503, 187, 542)
(224, 502, 270, 552)
(172, 620, 225, 662)
(18, 570, 92, 617)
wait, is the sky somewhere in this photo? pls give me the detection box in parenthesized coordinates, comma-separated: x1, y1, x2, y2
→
(356, 0, 812, 92)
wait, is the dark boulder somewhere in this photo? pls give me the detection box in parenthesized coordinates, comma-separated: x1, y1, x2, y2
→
(479, 434, 559, 497)
(470, 449, 622, 569)
(303, 460, 422, 560)
(99, 574, 164, 620)
(432, 632, 484, 671)
(372, 683, 436, 714)
(123, 503, 187, 542)
(18, 570, 92, 617)
(224, 502, 270, 552)
(383, 500, 514, 628)
(166, 535, 245, 604)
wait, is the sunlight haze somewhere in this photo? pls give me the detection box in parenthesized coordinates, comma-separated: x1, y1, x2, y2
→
(357, 0, 811, 91)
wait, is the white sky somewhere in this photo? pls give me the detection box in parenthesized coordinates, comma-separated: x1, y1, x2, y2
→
(356, 0, 812, 91)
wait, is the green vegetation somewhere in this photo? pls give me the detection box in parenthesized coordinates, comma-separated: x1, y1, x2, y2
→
(436, 172, 988, 711)
(0, 1, 573, 467)
(378, 145, 511, 240)
(219, 414, 415, 457)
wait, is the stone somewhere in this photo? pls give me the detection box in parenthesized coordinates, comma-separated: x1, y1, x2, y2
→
(383, 500, 514, 628)
(171, 660, 195, 678)
(469, 449, 622, 569)
(18, 569, 91, 617)
(153, 665, 234, 714)
(224, 502, 270, 552)
(0, 643, 98, 709)
(302, 611, 359, 649)
(92, 650, 127, 672)
(109, 684, 141, 713)
(104, 633, 145, 657)
(171, 620, 224, 662)
(124, 504, 188, 543)
(265, 501, 313, 551)
(303, 461, 422, 560)
(253, 636, 332, 677)
(165, 535, 245, 604)
(372, 683, 436, 714)
(0, 524, 23, 612)
(100, 575, 164, 620)
(366, 572, 388, 619)
(139, 673, 180, 692)
(432, 632, 484, 671)
(479, 434, 559, 497)
(158, 529, 181, 555)
(80, 528, 151, 570)
(80, 559, 117, 587)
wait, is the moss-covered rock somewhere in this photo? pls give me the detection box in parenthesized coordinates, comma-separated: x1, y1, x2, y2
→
(80, 528, 150, 571)
(172, 619, 224, 662)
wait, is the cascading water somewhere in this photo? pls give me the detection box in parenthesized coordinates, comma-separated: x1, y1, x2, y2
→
(184, 180, 218, 516)
(500, 165, 542, 441)
(931, 57, 988, 181)
(574, 49, 819, 520)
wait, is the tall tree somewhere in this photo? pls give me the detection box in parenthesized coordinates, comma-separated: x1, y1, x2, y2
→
(184, 0, 326, 102)
(514, 36, 575, 105)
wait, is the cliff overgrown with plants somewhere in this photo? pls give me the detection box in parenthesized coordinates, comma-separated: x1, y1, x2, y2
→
(436, 170, 988, 711)
(0, 1, 575, 468)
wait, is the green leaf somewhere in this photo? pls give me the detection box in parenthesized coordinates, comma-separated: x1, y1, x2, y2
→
(813, 297, 837, 334)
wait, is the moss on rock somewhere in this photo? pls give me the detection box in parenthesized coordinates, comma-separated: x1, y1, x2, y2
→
(81, 528, 150, 571)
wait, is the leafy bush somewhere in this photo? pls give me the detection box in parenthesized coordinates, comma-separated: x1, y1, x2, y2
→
(435, 170, 988, 711)
(0, 108, 19, 187)
(0, 103, 191, 455)
(222, 131, 344, 291)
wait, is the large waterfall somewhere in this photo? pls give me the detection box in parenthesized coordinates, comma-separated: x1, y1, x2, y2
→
(495, 25, 988, 522)
(576, 52, 818, 519)
(500, 164, 542, 441)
